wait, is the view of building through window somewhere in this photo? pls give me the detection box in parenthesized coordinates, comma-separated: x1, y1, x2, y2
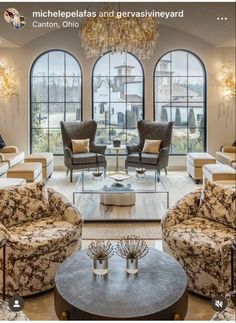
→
(30, 50, 205, 156)
(93, 52, 144, 146)
(30, 50, 82, 154)
(154, 50, 206, 154)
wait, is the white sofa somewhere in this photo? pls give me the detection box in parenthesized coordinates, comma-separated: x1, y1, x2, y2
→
(216, 145, 236, 169)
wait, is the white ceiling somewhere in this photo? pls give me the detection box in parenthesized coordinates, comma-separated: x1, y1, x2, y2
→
(0, 2, 235, 48)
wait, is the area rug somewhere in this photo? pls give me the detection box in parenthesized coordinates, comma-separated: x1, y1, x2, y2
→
(47, 170, 199, 221)
(82, 221, 162, 240)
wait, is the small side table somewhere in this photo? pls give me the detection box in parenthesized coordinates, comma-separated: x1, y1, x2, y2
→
(107, 145, 126, 173)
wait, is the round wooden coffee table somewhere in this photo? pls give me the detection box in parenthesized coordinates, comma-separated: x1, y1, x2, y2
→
(54, 248, 188, 320)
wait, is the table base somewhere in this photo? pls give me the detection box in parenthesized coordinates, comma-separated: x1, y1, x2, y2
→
(100, 192, 136, 206)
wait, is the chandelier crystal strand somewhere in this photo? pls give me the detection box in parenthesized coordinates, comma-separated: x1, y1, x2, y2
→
(0, 64, 17, 99)
(80, 8, 159, 59)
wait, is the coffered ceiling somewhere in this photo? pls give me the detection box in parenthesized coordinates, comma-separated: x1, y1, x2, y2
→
(0, 2, 235, 48)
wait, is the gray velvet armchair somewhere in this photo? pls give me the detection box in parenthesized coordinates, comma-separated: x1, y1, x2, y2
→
(60, 121, 107, 182)
(125, 121, 173, 175)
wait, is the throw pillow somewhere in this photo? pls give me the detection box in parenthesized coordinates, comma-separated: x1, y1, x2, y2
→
(72, 138, 90, 153)
(142, 139, 162, 154)
(0, 181, 49, 228)
(198, 180, 236, 229)
(0, 135, 6, 149)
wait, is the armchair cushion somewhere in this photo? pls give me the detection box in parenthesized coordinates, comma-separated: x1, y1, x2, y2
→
(72, 152, 105, 165)
(0, 181, 49, 228)
(72, 138, 89, 153)
(164, 217, 235, 261)
(198, 181, 236, 229)
(7, 216, 81, 259)
(142, 139, 162, 154)
(126, 152, 158, 165)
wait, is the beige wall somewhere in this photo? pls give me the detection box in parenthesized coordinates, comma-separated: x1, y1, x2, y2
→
(0, 25, 235, 163)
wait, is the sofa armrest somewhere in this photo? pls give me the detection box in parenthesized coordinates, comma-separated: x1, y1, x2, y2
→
(0, 223, 21, 249)
(127, 145, 140, 155)
(0, 153, 4, 162)
(65, 147, 72, 157)
(63, 206, 84, 227)
(47, 188, 83, 227)
(222, 146, 236, 153)
(0, 146, 18, 153)
(157, 146, 170, 168)
(0, 224, 46, 257)
(90, 143, 107, 155)
(64, 147, 73, 168)
(161, 189, 201, 230)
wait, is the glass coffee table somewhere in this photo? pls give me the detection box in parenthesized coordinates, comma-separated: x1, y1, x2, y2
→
(73, 169, 169, 221)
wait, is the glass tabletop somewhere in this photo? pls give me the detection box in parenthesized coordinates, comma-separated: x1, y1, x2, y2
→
(73, 169, 168, 194)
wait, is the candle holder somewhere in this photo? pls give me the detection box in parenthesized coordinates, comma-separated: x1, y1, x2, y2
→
(92, 153, 103, 179)
(87, 240, 114, 275)
(136, 151, 146, 178)
(126, 257, 139, 274)
(113, 139, 121, 147)
(92, 170, 103, 180)
(116, 234, 149, 274)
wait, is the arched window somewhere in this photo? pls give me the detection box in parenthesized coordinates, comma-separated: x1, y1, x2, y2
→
(30, 50, 82, 154)
(92, 52, 144, 146)
(154, 50, 206, 155)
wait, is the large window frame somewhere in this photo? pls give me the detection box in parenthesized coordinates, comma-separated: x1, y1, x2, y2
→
(92, 51, 145, 153)
(153, 49, 207, 155)
(30, 49, 83, 155)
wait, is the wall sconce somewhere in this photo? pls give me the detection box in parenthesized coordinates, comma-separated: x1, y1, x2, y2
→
(0, 63, 17, 100)
(219, 65, 236, 100)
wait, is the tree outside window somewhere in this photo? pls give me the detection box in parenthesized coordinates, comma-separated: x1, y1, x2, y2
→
(154, 50, 206, 154)
(30, 50, 82, 155)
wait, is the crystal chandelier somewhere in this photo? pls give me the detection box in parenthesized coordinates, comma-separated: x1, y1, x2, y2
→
(80, 7, 159, 59)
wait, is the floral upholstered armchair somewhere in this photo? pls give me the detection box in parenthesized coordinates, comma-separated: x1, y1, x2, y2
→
(161, 181, 235, 298)
(0, 182, 83, 296)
